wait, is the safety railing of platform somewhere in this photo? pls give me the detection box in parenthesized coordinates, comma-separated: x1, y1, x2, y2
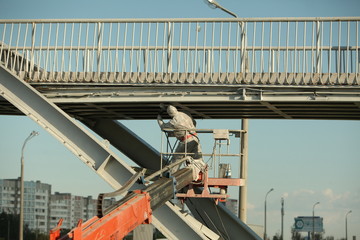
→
(160, 128, 244, 178)
(0, 17, 359, 85)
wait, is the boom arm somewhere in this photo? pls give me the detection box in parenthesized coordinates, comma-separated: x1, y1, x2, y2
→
(50, 190, 152, 240)
(50, 158, 241, 240)
(50, 167, 195, 240)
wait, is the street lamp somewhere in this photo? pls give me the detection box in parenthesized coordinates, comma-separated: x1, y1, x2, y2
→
(312, 201, 320, 240)
(203, 0, 249, 223)
(264, 188, 274, 240)
(203, 0, 248, 72)
(281, 197, 284, 240)
(203, 0, 238, 18)
(345, 210, 352, 240)
(19, 130, 39, 240)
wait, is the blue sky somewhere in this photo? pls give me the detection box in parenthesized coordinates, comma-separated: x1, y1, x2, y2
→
(1, 0, 360, 239)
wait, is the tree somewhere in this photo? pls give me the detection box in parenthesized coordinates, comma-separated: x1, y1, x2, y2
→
(22, 223, 48, 240)
(291, 227, 302, 240)
(0, 211, 19, 240)
(0, 212, 49, 240)
(273, 232, 281, 240)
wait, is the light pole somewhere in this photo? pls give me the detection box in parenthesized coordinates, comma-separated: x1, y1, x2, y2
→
(19, 130, 39, 240)
(312, 201, 320, 240)
(264, 188, 274, 240)
(203, 0, 248, 72)
(345, 210, 352, 240)
(281, 197, 284, 240)
(203, 0, 249, 223)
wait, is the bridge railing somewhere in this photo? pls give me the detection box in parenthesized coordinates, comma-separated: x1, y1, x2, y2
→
(0, 17, 359, 85)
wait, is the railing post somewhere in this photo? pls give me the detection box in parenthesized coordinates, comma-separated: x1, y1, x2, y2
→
(167, 22, 172, 73)
(316, 21, 321, 73)
(97, 22, 102, 78)
(30, 22, 36, 76)
(240, 21, 249, 73)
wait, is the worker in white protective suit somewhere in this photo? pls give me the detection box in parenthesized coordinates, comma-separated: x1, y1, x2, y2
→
(157, 105, 205, 177)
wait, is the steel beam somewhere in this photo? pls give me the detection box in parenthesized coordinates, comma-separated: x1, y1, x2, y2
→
(82, 119, 161, 170)
(185, 197, 261, 240)
(0, 65, 212, 240)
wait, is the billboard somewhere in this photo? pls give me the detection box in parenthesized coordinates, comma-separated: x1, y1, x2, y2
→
(294, 216, 324, 232)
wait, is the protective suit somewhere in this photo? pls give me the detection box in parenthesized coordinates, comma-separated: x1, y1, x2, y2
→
(157, 105, 204, 175)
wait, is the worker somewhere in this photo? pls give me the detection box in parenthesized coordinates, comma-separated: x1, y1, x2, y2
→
(157, 105, 204, 174)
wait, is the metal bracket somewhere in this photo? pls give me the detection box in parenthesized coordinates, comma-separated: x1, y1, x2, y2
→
(97, 168, 147, 217)
(170, 175, 177, 199)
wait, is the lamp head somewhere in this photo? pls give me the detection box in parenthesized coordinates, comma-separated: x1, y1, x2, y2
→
(203, 0, 218, 9)
(31, 131, 39, 137)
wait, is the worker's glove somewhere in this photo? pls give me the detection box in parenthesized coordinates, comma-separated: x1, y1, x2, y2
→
(157, 114, 162, 121)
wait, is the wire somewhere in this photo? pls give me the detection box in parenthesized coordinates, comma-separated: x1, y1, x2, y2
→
(205, 141, 218, 170)
(203, 209, 226, 239)
(213, 201, 230, 240)
(164, 132, 177, 165)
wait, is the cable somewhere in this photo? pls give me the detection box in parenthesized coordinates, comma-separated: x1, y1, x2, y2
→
(205, 141, 218, 171)
(213, 201, 230, 240)
(203, 209, 226, 239)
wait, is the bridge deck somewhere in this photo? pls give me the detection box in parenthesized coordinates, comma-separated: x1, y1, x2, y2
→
(1, 17, 360, 120)
(1, 83, 359, 120)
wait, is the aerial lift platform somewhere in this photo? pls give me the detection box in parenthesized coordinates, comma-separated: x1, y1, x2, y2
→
(50, 128, 244, 240)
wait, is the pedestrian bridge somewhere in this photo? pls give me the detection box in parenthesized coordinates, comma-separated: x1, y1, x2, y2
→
(1, 17, 360, 240)
(1, 17, 360, 120)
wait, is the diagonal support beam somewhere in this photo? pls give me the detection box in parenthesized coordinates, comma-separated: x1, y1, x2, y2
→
(261, 102, 292, 119)
(82, 119, 161, 171)
(0, 66, 212, 240)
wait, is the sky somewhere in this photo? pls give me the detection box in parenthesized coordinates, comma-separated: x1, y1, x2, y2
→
(0, 0, 360, 239)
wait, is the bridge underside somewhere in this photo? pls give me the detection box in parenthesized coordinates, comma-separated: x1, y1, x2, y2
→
(1, 80, 359, 120)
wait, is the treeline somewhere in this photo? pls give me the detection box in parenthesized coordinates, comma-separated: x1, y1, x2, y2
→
(0, 212, 49, 240)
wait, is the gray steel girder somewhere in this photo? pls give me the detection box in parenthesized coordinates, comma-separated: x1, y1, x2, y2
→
(0, 66, 211, 240)
(84, 118, 261, 240)
(82, 119, 161, 171)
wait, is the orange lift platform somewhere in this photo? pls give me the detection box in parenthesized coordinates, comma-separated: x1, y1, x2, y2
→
(49, 128, 244, 240)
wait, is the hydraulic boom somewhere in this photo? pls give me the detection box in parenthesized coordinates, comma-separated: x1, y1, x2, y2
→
(50, 150, 242, 240)
(50, 167, 195, 240)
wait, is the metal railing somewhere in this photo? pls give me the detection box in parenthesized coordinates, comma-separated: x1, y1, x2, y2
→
(160, 128, 243, 178)
(1, 17, 359, 85)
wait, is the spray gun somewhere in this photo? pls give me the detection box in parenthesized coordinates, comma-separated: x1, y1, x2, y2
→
(159, 103, 166, 113)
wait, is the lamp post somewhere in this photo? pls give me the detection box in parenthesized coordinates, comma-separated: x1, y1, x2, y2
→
(19, 130, 39, 240)
(203, 0, 248, 73)
(203, 0, 249, 223)
(312, 201, 320, 240)
(281, 197, 284, 240)
(264, 188, 274, 240)
(345, 210, 352, 240)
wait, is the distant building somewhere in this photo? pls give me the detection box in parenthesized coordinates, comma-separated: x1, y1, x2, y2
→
(49, 192, 100, 229)
(50, 192, 75, 229)
(0, 178, 51, 233)
(224, 198, 238, 216)
(0, 178, 116, 233)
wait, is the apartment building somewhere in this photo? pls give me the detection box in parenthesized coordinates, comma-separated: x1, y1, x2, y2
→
(0, 179, 116, 233)
(0, 178, 51, 233)
(49, 193, 99, 230)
